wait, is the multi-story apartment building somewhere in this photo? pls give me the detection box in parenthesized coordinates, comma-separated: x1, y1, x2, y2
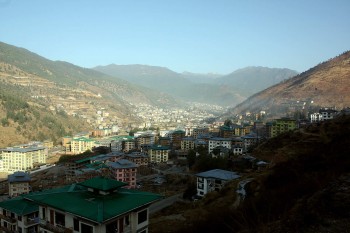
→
(70, 137, 95, 154)
(269, 118, 297, 138)
(158, 137, 171, 147)
(123, 139, 136, 152)
(125, 152, 149, 166)
(208, 137, 232, 154)
(193, 126, 209, 139)
(168, 130, 185, 149)
(0, 147, 46, 173)
(219, 125, 235, 138)
(0, 196, 40, 233)
(107, 159, 138, 188)
(180, 138, 195, 151)
(241, 134, 260, 152)
(136, 133, 155, 150)
(110, 136, 134, 152)
(148, 145, 170, 163)
(8, 171, 31, 197)
(0, 177, 161, 233)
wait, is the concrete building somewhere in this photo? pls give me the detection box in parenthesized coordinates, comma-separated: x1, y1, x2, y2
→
(1, 147, 46, 173)
(268, 118, 297, 138)
(196, 169, 240, 197)
(107, 159, 138, 188)
(180, 138, 195, 151)
(8, 171, 31, 197)
(69, 137, 95, 154)
(208, 137, 232, 154)
(148, 145, 170, 163)
(0, 177, 162, 233)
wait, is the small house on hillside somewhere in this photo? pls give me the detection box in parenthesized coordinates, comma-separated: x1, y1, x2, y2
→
(196, 169, 240, 197)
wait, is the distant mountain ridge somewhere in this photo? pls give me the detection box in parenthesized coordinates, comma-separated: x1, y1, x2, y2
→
(229, 51, 350, 116)
(94, 64, 297, 106)
(216, 66, 298, 96)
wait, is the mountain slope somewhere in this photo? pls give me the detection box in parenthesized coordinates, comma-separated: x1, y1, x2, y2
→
(217, 66, 298, 96)
(94, 64, 297, 107)
(230, 51, 350, 116)
(0, 41, 177, 108)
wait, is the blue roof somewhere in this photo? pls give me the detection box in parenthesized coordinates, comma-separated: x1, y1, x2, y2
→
(196, 169, 240, 180)
(107, 159, 137, 169)
(2, 147, 45, 153)
(8, 171, 31, 182)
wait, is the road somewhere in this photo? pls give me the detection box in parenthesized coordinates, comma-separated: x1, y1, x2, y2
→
(149, 193, 183, 214)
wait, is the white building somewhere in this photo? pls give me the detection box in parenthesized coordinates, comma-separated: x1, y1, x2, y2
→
(1, 147, 46, 173)
(208, 137, 232, 154)
(196, 169, 240, 197)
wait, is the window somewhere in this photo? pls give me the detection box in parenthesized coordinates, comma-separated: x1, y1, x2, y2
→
(55, 212, 65, 226)
(73, 218, 80, 231)
(81, 223, 93, 233)
(42, 207, 46, 219)
(137, 209, 147, 224)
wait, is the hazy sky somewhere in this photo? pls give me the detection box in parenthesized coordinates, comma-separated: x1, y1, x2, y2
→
(0, 0, 349, 74)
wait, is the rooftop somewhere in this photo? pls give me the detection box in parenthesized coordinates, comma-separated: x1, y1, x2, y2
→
(0, 196, 38, 216)
(107, 159, 138, 169)
(24, 177, 162, 223)
(8, 171, 31, 183)
(196, 169, 240, 181)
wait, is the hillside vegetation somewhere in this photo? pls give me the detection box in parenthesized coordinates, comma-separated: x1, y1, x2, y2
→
(150, 115, 350, 233)
(230, 51, 350, 116)
(0, 84, 90, 147)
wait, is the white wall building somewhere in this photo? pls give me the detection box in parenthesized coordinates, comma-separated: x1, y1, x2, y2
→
(196, 169, 240, 197)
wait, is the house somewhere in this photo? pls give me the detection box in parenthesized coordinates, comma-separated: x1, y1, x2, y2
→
(0, 177, 162, 233)
(196, 169, 240, 197)
(148, 145, 170, 163)
(8, 171, 31, 197)
(107, 159, 138, 188)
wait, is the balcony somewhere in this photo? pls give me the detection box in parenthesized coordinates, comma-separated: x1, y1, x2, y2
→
(40, 220, 73, 233)
(24, 217, 40, 226)
(0, 226, 19, 233)
(0, 214, 17, 224)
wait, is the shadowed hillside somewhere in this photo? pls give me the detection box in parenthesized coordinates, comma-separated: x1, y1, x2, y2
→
(150, 115, 350, 233)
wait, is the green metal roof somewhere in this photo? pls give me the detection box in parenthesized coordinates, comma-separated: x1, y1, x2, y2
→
(0, 196, 38, 216)
(150, 145, 170, 150)
(25, 178, 162, 223)
(72, 137, 95, 142)
(80, 177, 127, 191)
